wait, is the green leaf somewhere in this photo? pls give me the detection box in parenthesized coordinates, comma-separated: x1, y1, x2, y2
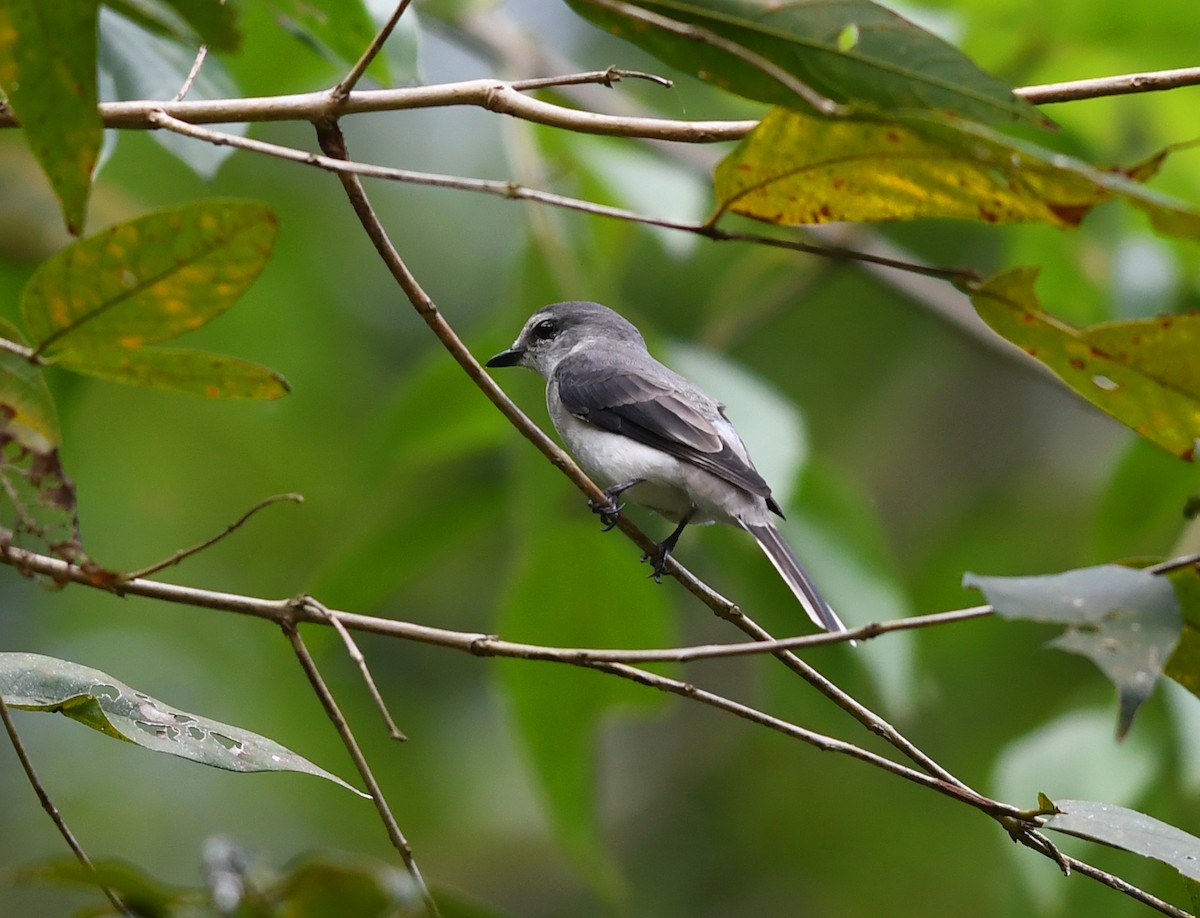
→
(496, 448, 674, 897)
(12, 856, 192, 916)
(0, 652, 365, 793)
(272, 854, 421, 916)
(0, 0, 103, 234)
(565, 0, 1041, 125)
(963, 565, 1181, 738)
(969, 267, 1200, 460)
(1043, 799, 1200, 883)
(56, 346, 290, 399)
(104, 0, 241, 51)
(20, 199, 279, 356)
(1165, 566, 1200, 702)
(714, 108, 1200, 233)
(265, 0, 392, 86)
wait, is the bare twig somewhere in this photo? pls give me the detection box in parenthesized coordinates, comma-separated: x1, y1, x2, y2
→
(174, 46, 209, 102)
(123, 493, 304, 582)
(0, 335, 44, 363)
(1018, 65, 1200, 105)
(148, 111, 971, 284)
(0, 694, 130, 916)
(280, 620, 438, 916)
(332, 0, 414, 102)
(298, 595, 407, 741)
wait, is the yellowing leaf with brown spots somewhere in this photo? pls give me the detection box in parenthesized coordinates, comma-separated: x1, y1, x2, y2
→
(20, 200, 278, 356)
(970, 268, 1200, 460)
(54, 347, 290, 400)
(714, 108, 1200, 235)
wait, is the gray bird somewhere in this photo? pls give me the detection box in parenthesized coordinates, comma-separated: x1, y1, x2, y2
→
(487, 301, 846, 634)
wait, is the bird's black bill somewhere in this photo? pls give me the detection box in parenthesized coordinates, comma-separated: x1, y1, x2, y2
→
(486, 348, 524, 368)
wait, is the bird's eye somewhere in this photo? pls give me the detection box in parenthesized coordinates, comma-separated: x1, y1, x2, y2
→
(532, 319, 558, 341)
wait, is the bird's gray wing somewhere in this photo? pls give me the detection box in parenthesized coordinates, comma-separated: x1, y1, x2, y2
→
(556, 352, 775, 501)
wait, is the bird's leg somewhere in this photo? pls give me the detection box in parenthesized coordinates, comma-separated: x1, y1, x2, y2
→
(588, 478, 643, 531)
(645, 512, 693, 582)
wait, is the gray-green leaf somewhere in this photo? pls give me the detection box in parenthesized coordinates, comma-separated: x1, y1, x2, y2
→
(1043, 798, 1200, 883)
(0, 652, 365, 795)
(963, 565, 1181, 739)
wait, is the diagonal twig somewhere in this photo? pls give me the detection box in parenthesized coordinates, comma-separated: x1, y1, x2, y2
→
(0, 694, 131, 916)
(123, 493, 304, 582)
(280, 619, 439, 916)
(332, 0, 415, 102)
(297, 595, 407, 741)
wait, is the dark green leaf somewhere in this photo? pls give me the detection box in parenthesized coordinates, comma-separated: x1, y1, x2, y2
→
(1043, 799, 1200, 882)
(0, 0, 103, 234)
(1165, 566, 1200, 702)
(566, 0, 1041, 124)
(969, 268, 1200, 460)
(56, 346, 290, 400)
(963, 565, 1181, 738)
(12, 856, 193, 917)
(104, 0, 241, 51)
(265, 0, 392, 86)
(0, 652, 364, 793)
(714, 108, 1200, 232)
(21, 199, 278, 356)
(273, 854, 421, 916)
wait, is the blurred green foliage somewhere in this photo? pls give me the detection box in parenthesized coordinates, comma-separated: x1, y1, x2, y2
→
(1, 1, 1200, 916)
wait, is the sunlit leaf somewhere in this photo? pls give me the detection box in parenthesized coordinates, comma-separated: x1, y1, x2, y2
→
(714, 108, 1200, 233)
(0, 0, 103, 234)
(969, 267, 1200, 460)
(0, 320, 99, 571)
(0, 652, 365, 793)
(56, 346, 290, 400)
(21, 199, 278, 356)
(1043, 798, 1200, 882)
(496, 448, 674, 894)
(565, 0, 1042, 125)
(104, 0, 241, 51)
(963, 565, 1180, 738)
(266, 0, 392, 86)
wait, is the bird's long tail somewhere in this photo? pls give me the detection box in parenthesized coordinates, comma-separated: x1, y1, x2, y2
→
(745, 522, 847, 634)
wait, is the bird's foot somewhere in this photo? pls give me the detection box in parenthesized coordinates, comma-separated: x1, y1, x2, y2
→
(641, 545, 672, 582)
(588, 495, 624, 531)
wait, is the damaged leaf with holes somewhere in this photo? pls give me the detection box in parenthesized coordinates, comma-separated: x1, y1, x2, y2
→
(19, 199, 289, 399)
(0, 318, 89, 569)
(970, 267, 1200, 460)
(713, 108, 1200, 234)
(963, 565, 1181, 738)
(0, 653, 365, 793)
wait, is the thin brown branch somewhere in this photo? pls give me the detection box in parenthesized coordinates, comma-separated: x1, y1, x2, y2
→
(1018, 65, 1200, 105)
(299, 595, 407, 741)
(332, 0, 414, 102)
(123, 493, 304, 581)
(174, 45, 209, 102)
(4, 538, 1191, 914)
(148, 111, 970, 284)
(280, 619, 439, 916)
(0, 694, 131, 916)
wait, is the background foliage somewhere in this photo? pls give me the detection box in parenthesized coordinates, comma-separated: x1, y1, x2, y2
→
(1, 0, 1200, 916)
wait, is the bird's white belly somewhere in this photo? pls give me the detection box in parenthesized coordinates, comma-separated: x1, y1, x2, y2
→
(552, 411, 741, 525)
